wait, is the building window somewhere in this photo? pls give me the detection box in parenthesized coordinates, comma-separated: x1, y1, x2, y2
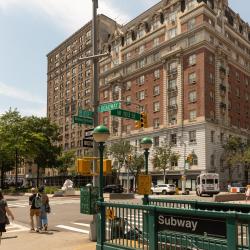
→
(126, 95, 131, 105)
(169, 114, 177, 125)
(236, 88, 240, 97)
(154, 69, 160, 79)
(209, 91, 214, 102)
(153, 85, 160, 96)
(209, 73, 214, 84)
(189, 110, 197, 121)
(189, 131, 196, 143)
(153, 37, 160, 47)
(188, 54, 196, 65)
(153, 136, 160, 146)
(169, 61, 177, 72)
(187, 0, 196, 10)
(211, 131, 215, 143)
(153, 101, 160, 112)
(137, 27, 145, 39)
(168, 28, 177, 39)
(170, 134, 177, 145)
(138, 90, 145, 100)
(126, 81, 131, 90)
(137, 75, 145, 85)
(169, 78, 177, 89)
(152, 17, 160, 30)
(153, 118, 160, 128)
(139, 45, 145, 54)
(188, 35, 196, 46)
(210, 154, 215, 168)
(138, 58, 146, 68)
(103, 117, 108, 126)
(188, 72, 196, 84)
(104, 90, 109, 99)
(169, 97, 177, 106)
(190, 154, 198, 166)
(188, 91, 197, 103)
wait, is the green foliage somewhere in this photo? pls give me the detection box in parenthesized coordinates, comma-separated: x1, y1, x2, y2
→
(44, 186, 60, 194)
(55, 150, 76, 174)
(152, 142, 179, 183)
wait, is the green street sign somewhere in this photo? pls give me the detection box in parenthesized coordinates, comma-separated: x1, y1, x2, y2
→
(78, 109, 94, 118)
(111, 109, 141, 120)
(73, 116, 93, 125)
(98, 101, 121, 112)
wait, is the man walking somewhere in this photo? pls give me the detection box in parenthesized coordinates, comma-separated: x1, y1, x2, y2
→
(29, 188, 42, 232)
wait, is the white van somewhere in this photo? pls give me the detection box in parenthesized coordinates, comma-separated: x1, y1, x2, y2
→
(196, 173, 220, 197)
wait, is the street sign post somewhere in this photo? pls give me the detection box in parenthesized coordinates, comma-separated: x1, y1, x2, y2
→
(98, 101, 121, 112)
(78, 109, 94, 118)
(73, 116, 93, 125)
(111, 109, 141, 120)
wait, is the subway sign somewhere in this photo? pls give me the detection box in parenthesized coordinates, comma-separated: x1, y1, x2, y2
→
(157, 213, 226, 238)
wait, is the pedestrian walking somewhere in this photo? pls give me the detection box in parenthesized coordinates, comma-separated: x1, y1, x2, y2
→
(38, 186, 50, 231)
(29, 188, 42, 232)
(0, 190, 14, 245)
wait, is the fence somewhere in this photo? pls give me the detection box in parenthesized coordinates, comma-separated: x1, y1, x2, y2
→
(148, 198, 250, 213)
(96, 201, 250, 250)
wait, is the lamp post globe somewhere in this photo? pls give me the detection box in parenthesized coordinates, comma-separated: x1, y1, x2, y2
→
(140, 137, 153, 150)
(92, 125, 110, 143)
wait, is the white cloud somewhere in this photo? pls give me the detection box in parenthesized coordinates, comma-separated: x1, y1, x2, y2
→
(0, 0, 131, 32)
(0, 81, 45, 104)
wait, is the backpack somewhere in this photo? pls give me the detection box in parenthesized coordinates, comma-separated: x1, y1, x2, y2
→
(34, 194, 42, 208)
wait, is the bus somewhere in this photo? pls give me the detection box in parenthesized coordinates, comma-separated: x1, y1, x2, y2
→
(196, 173, 220, 197)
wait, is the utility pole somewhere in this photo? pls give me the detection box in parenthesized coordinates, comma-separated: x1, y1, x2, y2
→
(92, 0, 99, 188)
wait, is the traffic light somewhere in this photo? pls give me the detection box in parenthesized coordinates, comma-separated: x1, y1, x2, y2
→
(135, 120, 141, 128)
(103, 159, 112, 175)
(76, 159, 91, 175)
(140, 112, 148, 128)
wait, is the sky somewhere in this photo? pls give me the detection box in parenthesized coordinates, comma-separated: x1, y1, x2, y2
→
(0, 0, 249, 117)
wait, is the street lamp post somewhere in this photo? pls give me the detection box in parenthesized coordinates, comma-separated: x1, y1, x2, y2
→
(92, 125, 110, 247)
(140, 137, 152, 205)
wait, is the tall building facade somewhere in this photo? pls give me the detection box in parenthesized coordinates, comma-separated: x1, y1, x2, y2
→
(47, 0, 250, 190)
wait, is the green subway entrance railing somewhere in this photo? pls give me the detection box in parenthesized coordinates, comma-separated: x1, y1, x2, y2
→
(96, 201, 250, 250)
(148, 198, 250, 213)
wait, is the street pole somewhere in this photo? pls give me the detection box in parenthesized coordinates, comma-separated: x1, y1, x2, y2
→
(15, 148, 18, 190)
(98, 142, 104, 202)
(127, 163, 129, 193)
(92, 0, 98, 188)
(143, 149, 149, 205)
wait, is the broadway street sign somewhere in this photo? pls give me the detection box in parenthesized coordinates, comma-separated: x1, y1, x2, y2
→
(111, 109, 141, 121)
(157, 213, 226, 238)
(73, 116, 93, 125)
(98, 101, 121, 112)
(78, 109, 94, 118)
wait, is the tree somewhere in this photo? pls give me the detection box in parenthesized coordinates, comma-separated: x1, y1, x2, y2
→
(108, 139, 133, 183)
(55, 150, 76, 175)
(223, 136, 244, 183)
(127, 153, 144, 190)
(152, 143, 179, 183)
(22, 116, 61, 186)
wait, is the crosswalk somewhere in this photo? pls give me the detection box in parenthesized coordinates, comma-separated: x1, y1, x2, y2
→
(8, 198, 80, 208)
(55, 212, 144, 237)
(6, 222, 30, 234)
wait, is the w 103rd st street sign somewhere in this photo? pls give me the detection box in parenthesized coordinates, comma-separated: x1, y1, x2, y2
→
(73, 116, 93, 125)
(111, 109, 141, 120)
(98, 101, 121, 112)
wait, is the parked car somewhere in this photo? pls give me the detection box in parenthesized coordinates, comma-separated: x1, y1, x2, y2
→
(229, 183, 246, 193)
(103, 184, 124, 193)
(151, 184, 176, 195)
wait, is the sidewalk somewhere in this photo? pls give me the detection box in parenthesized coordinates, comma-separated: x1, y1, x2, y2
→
(1, 231, 96, 250)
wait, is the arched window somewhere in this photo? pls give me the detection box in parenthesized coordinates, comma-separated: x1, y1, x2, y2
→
(190, 154, 198, 166)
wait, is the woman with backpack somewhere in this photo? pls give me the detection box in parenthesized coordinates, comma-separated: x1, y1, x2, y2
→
(29, 188, 42, 232)
(38, 186, 50, 231)
(0, 190, 14, 244)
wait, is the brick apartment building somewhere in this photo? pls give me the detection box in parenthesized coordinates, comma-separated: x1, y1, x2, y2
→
(47, 0, 250, 190)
